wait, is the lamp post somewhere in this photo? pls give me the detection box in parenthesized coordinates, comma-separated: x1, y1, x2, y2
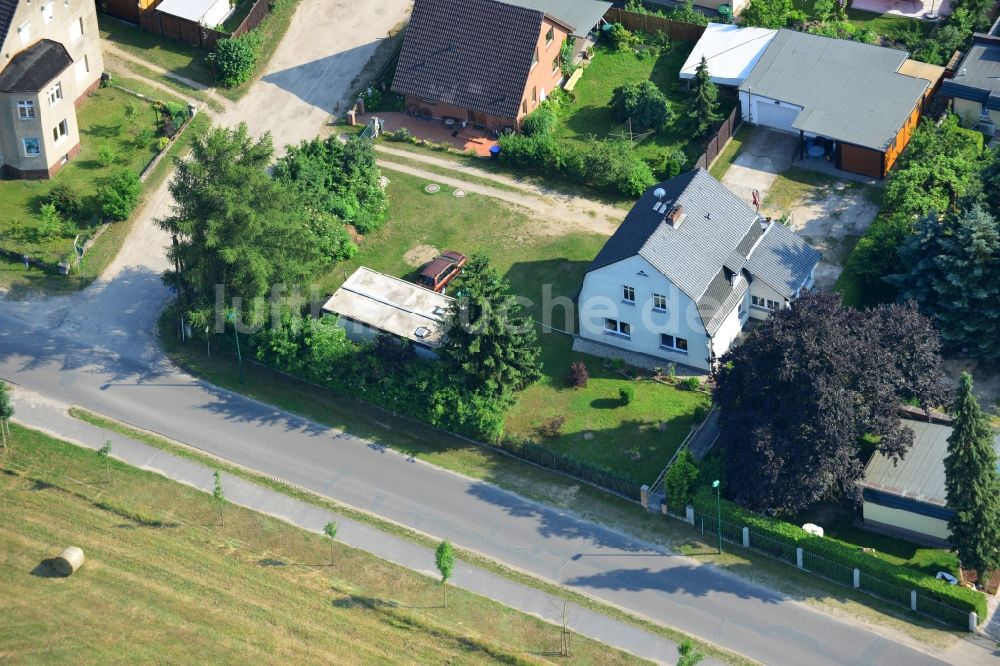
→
(225, 310, 245, 384)
(712, 480, 722, 554)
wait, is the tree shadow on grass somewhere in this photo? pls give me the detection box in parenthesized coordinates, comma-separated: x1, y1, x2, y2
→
(84, 123, 124, 140)
(589, 397, 622, 409)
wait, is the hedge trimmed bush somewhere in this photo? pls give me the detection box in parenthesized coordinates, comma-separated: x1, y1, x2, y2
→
(692, 487, 987, 623)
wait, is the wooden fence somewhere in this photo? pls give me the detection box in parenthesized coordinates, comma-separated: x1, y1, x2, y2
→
(603, 8, 708, 42)
(136, 0, 269, 49)
(693, 106, 741, 171)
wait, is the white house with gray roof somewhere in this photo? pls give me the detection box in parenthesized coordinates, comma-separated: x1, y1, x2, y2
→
(575, 169, 821, 371)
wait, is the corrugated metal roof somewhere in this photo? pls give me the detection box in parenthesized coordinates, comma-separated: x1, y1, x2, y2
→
(392, 0, 543, 121)
(745, 221, 822, 298)
(0, 39, 72, 93)
(863, 419, 1000, 507)
(739, 30, 930, 151)
(504, 0, 611, 37)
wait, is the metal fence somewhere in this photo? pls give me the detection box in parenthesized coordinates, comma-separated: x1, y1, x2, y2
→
(802, 551, 854, 588)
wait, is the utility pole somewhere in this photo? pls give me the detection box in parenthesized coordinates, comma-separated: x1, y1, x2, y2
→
(712, 479, 722, 554)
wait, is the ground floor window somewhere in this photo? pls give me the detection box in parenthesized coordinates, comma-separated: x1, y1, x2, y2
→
(752, 295, 781, 311)
(604, 318, 631, 338)
(22, 137, 41, 156)
(660, 334, 688, 352)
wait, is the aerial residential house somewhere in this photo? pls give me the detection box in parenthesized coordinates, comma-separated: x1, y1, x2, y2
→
(734, 29, 943, 178)
(941, 17, 1000, 136)
(861, 414, 1000, 547)
(321, 267, 453, 360)
(391, 0, 610, 131)
(575, 169, 821, 372)
(0, 0, 103, 178)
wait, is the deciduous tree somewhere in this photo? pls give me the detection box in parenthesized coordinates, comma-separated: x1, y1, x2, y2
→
(435, 540, 456, 607)
(213, 470, 226, 526)
(945, 373, 1000, 581)
(713, 292, 950, 514)
(610, 80, 672, 132)
(323, 521, 338, 565)
(0, 381, 12, 449)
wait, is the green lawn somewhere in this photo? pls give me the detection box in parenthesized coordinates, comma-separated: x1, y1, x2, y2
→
(558, 43, 737, 169)
(0, 83, 163, 265)
(98, 15, 215, 87)
(789, 0, 935, 45)
(0, 422, 645, 664)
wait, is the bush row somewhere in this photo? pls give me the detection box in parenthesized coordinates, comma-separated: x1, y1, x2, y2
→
(496, 439, 641, 500)
(691, 487, 987, 622)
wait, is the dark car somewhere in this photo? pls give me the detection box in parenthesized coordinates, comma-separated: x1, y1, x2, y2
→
(418, 251, 467, 293)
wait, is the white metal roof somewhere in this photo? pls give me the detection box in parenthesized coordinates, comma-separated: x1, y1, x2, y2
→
(679, 23, 777, 87)
(322, 267, 454, 347)
(155, 0, 226, 23)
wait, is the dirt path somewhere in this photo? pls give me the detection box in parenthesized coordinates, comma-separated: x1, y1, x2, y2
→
(375, 144, 627, 225)
(105, 52, 203, 108)
(376, 158, 621, 237)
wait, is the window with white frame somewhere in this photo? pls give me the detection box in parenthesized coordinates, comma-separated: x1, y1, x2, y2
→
(622, 285, 635, 304)
(604, 318, 631, 338)
(48, 82, 63, 105)
(52, 118, 68, 142)
(41, 1, 54, 23)
(22, 138, 41, 156)
(652, 293, 667, 311)
(660, 334, 688, 352)
(17, 100, 36, 119)
(751, 295, 780, 310)
(18, 21, 31, 46)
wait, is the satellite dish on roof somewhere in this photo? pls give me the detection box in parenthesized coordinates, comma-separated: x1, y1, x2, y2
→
(653, 187, 666, 200)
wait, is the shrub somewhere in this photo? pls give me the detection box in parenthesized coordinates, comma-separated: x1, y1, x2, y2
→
(211, 30, 263, 87)
(558, 39, 576, 77)
(388, 127, 412, 142)
(43, 184, 82, 219)
(669, 0, 709, 26)
(567, 361, 589, 388)
(692, 403, 709, 423)
(535, 415, 566, 438)
(662, 147, 686, 179)
(681, 376, 700, 391)
(35, 203, 63, 241)
(608, 23, 639, 52)
(574, 139, 656, 197)
(741, 0, 793, 28)
(98, 144, 116, 167)
(664, 450, 699, 510)
(521, 105, 557, 137)
(97, 170, 142, 221)
(157, 136, 171, 151)
(610, 80, 671, 131)
(619, 384, 635, 405)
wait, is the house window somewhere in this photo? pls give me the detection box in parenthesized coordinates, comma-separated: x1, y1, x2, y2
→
(751, 296, 781, 310)
(604, 318, 631, 338)
(552, 56, 560, 74)
(17, 100, 36, 119)
(532, 86, 537, 103)
(41, 1, 54, 23)
(738, 299, 746, 318)
(545, 26, 554, 45)
(522, 100, 527, 114)
(18, 21, 31, 46)
(48, 82, 63, 106)
(75, 55, 90, 81)
(652, 293, 667, 312)
(622, 285, 635, 304)
(660, 334, 688, 352)
(22, 138, 41, 157)
(52, 119, 68, 142)
(532, 47, 538, 68)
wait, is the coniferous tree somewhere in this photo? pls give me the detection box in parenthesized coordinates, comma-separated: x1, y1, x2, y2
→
(444, 254, 542, 397)
(945, 373, 1000, 582)
(690, 56, 722, 136)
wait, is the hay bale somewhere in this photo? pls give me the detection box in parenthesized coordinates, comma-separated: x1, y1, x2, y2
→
(52, 546, 84, 576)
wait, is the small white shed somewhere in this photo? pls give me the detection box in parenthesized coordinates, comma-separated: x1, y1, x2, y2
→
(679, 23, 777, 87)
(155, 0, 232, 27)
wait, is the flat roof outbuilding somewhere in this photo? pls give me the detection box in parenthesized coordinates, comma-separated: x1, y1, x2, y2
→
(679, 23, 777, 87)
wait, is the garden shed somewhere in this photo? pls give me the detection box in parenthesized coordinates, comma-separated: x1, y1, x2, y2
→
(679, 23, 777, 87)
(155, 0, 232, 30)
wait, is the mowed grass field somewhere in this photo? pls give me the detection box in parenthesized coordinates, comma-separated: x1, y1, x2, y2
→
(0, 423, 643, 664)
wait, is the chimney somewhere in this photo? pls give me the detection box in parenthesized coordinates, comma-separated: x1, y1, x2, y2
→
(667, 205, 685, 228)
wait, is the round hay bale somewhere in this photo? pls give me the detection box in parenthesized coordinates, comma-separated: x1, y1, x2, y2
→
(53, 546, 84, 576)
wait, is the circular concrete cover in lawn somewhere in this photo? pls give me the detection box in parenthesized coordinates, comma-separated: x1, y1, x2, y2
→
(453, 189, 466, 198)
(424, 184, 440, 193)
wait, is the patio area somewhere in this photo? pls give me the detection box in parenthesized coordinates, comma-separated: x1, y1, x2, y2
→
(850, 0, 951, 20)
(355, 112, 498, 157)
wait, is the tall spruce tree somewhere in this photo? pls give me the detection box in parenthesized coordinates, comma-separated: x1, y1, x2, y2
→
(894, 205, 1000, 359)
(690, 56, 722, 136)
(444, 254, 542, 397)
(945, 373, 1000, 581)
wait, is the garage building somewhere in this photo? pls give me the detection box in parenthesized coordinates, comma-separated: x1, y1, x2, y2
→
(737, 30, 943, 178)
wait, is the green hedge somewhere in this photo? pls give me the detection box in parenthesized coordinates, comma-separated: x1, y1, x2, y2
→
(497, 439, 641, 500)
(692, 488, 987, 624)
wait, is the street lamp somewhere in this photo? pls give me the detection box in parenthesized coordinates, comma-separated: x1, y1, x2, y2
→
(225, 310, 245, 384)
(712, 480, 722, 554)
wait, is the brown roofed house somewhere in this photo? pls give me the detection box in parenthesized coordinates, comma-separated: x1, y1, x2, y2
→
(392, 0, 610, 131)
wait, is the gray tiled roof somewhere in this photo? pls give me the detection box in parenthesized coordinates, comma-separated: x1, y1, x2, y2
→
(941, 28, 1000, 112)
(0, 39, 72, 93)
(504, 0, 612, 37)
(739, 30, 930, 151)
(699, 271, 748, 335)
(0, 0, 16, 48)
(745, 221, 822, 298)
(392, 0, 543, 120)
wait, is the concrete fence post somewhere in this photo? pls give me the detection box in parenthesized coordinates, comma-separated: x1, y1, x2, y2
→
(853, 568, 860, 588)
(742, 526, 750, 548)
(969, 611, 978, 632)
(910, 590, 917, 612)
(640, 485, 649, 510)
(661, 501, 667, 516)
(685, 505, 695, 526)
(796, 547, 803, 569)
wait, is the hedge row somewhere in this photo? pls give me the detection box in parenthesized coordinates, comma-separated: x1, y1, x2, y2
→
(497, 439, 641, 500)
(692, 488, 987, 622)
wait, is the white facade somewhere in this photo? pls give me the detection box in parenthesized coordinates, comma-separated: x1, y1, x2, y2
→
(577, 255, 751, 371)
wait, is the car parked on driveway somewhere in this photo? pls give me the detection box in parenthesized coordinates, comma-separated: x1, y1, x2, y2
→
(418, 251, 467, 293)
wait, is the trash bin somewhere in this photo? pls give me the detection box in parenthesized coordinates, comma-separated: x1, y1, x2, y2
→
(489, 145, 501, 160)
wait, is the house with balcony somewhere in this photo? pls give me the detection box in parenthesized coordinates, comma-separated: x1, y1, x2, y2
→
(574, 169, 821, 372)
(0, 0, 104, 178)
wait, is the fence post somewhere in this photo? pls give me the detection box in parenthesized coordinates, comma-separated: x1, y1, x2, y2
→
(853, 568, 860, 588)
(640, 484, 649, 510)
(796, 547, 803, 569)
(969, 611, 978, 632)
(910, 590, 917, 612)
(686, 505, 695, 526)
(741, 526, 749, 548)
